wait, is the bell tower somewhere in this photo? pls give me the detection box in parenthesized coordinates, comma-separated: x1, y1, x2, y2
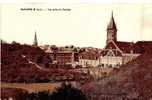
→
(106, 12, 117, 44)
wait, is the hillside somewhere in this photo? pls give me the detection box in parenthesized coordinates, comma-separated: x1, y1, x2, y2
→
(1, 42, 90, 83)
(1, 42, 51, 82)
(82, 41, 152, 99)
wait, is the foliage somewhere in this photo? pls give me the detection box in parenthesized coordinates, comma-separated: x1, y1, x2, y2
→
(50, 83, 87, 100)
(13, 83, 87, 100)
(82, 43, 152, 100)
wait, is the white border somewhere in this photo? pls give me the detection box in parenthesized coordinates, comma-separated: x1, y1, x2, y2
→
(0, 0, 152, 4)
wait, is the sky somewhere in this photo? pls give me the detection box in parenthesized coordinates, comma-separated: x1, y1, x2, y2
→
(0, 3, 152, 48)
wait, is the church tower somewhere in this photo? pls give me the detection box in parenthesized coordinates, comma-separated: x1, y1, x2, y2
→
(106, 12, 117, 44)
(33, 31, 38, 46)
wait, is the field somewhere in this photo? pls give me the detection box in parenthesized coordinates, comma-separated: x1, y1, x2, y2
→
(1, 83, 61, 93)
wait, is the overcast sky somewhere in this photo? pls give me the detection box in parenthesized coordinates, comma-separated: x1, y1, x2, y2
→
(1, 3, 152, 48)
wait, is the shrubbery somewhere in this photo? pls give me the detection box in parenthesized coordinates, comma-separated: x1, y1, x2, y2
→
(16, 83, 87, 100)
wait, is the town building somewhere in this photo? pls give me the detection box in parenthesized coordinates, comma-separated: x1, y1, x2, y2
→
(78, 48, 100, 67)
(40, 45, 79, 68)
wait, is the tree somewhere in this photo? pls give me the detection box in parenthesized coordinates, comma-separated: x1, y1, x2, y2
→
(12, 41, 20, 45)
(36, 55, 43, 64)
(15, 83, 87, 100)
(50, 82, 87, 100)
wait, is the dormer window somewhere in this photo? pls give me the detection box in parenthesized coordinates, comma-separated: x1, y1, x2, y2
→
(106, 50, 115, 57)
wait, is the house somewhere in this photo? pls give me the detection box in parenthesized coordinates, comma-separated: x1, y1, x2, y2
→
(78, 48, 100, 67)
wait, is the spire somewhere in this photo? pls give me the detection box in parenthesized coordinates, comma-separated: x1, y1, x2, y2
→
(106, 11, 117, 44)
(107, 11, 117, 30)
(33, 31, 38, 46)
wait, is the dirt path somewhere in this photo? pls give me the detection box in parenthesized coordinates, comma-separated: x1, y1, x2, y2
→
(21, 55, 48, 71)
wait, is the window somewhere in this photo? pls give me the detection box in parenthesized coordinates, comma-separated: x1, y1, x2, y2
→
(109, 64, 112, 68)
(101, 64, 104, 67)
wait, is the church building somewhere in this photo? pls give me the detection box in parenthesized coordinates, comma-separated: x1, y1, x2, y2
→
(100, 12, 140, 68)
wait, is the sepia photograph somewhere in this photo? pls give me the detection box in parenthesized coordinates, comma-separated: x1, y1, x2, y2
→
(1, 3, 152, 100)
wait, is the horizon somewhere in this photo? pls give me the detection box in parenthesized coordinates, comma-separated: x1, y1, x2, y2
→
(1, 4, 152, 48)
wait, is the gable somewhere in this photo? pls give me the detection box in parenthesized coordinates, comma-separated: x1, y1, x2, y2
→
(105, 41, 118, 50)
(101, 41, 123, 57)
(101, 49, 123, 57)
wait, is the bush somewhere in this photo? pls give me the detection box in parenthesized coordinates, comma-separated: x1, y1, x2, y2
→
(51, 83, 87, 100)
(14, 83, 87, 100)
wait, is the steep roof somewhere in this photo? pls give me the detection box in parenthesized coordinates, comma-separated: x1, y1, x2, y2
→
(33, 31, 38, 46)
(102, 40, 133, 55)
(107, 12, 117, 30)
(116, 41, 152, 54)
(103, 40, 152, 55)
(115, 41, 133, 53)
(134, 41, 152, 54)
